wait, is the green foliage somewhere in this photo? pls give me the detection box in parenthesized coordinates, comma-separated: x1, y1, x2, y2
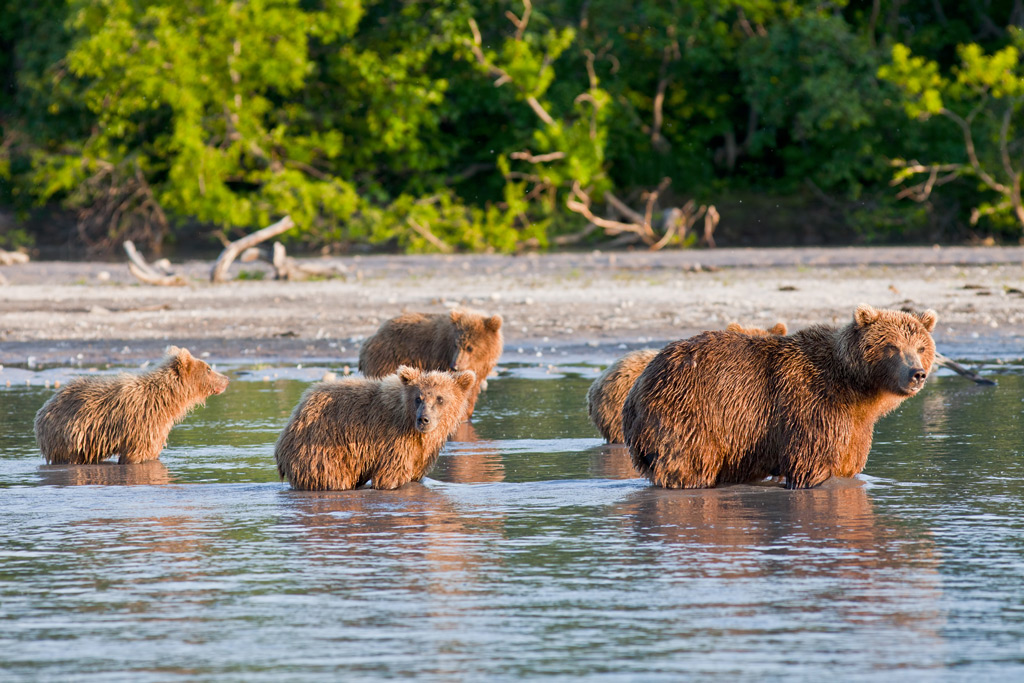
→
(3, 0, 1024, 251)
(880, 28, 1024, 233)
(739, 12, 895, 193)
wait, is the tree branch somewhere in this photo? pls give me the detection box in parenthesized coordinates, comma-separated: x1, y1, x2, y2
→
(467, 14, 555, 126)
(408, 218, 453, 253)
(124, 240, 185, 286)
(210, 215, 296, 283)
(510, 150, 566, 164)
(940, 107, 1009, 194)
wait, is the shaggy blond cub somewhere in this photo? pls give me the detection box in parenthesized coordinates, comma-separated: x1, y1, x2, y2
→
(358, 309, 502, 417)
(34, 346, 229, 464)
(275, 366, 476, 491)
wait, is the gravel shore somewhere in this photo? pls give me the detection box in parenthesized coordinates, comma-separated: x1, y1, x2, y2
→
(2, 246, 1022, 369)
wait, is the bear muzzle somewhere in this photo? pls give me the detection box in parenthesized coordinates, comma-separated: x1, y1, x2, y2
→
(211, 373, 230, 395)
(901, 366, 928, 394)
(415, 407, 437, 433)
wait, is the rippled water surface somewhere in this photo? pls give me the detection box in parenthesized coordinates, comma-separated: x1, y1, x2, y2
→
(2, 369, 1023, 681)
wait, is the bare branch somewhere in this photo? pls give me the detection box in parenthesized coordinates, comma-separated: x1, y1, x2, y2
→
(890, 161, 964, 201)
(467, 18, 514, 87)
(525, 97, 556, 126)
(210, 215, 296, 283)
(510, 150, 566, 164)
(124, 240, 185, 286)
(506, 0, 532, 41)
(603, 191, 646, 224)
(552, 222, 600, 245)
(241, 241, 348, 281)
(704, 205, 720, 248)
(934, 352, 996, 385)
(566, 183, 654, 242)
(0, 249, 29, 266)
(467, 15, 554, 125)
(940, 107, 1010, 194)
(651, 41, 679, 152)
(408, 218, 453, 253)
(997, 101, 1023, 229)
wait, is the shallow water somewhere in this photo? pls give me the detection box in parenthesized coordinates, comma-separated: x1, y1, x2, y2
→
(1, 370, 1023, 681)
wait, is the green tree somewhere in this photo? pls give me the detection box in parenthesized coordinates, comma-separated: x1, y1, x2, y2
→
(880, 29, 1024, 232)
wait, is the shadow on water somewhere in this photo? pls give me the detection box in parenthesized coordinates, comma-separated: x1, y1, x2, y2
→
(0, 369, 1022, 679)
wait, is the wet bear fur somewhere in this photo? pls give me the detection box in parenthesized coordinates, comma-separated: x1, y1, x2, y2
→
(34, 346, 229, 464)
(587, 322, 787, 444)
(358, 309, 502, 418)
(622, 305, 937, 489)
(275, 366, 476, 491)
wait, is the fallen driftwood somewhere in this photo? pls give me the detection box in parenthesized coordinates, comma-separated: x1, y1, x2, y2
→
(0, 249, 29, 266)
(565, 181, 719, 250)
(240, 241, 347, 281)
(123, 240, 186, 286)
(935, 352, 997, 386)
(211, 215, 295, 283)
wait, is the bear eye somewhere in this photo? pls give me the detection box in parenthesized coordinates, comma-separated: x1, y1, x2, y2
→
(465, 345, 474, 353)
(884, 344, 898, 354)
(917, 346, 926, 354)
(436, 396, 444, 405)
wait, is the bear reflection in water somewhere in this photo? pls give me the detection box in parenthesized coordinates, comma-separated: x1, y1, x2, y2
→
(38, 460, 173, 486)
(431, 422, 506, 484)
(281, 485, 504, 606)
(616, 479, 941, 632)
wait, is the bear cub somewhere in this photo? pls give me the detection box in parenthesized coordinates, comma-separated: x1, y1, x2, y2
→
(622, 305, 937, 489)
(358, 309, 502, 417)
(275, 366, 476, 491)
(34, 346, 229, 464)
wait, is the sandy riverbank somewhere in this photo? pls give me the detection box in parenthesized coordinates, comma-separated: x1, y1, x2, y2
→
(1, 246, 1022, 369)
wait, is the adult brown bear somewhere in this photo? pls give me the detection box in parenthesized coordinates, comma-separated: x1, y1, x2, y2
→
(588, 322, 787, 444)
(622, 305, 937, 489)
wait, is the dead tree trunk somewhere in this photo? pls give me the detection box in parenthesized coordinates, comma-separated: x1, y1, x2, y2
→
(123, 240, 186, 286)
(240, 241, 348, 281)
(210, 216, 295, 283)
(934, 352, 997, 386)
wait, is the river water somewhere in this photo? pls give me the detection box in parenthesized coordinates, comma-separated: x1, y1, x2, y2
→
(1, 367, 1022, 680)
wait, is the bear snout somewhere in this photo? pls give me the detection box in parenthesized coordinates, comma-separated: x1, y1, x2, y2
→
(415, 414, 436, 433)
(211, 373, 230, 395)
(903, 367, 928, 393)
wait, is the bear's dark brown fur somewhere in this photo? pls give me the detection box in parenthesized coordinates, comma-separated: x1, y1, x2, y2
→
(275, 366, 475, 491)
(587, 349, 660, 444)
(358, 309, 502, 417)
(34, 347, 229, 464)
(588, 322, 787, 444)
(622, 305, 937, 489)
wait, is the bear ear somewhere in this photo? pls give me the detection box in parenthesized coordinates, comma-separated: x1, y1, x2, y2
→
(854, 304, 880, 327)
(485, 314, 503, 332)
(165, 346, 194, 373)
(769, 322, 788, 335)
(397, 365, 420, 385)
(453, 370, 476, 393)
(919, 309, 938, 333)
(725, 322, 743, 332)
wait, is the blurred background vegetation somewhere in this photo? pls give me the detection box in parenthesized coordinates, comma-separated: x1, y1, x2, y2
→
(1, 0, 1022, 256)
